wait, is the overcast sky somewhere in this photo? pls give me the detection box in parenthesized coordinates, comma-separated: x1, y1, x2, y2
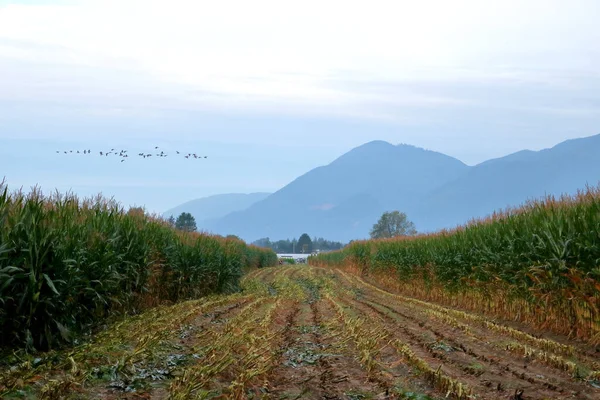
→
(1, 0, 599, 213)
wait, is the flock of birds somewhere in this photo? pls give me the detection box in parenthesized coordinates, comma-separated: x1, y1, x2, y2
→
(55, 147, 208, 162)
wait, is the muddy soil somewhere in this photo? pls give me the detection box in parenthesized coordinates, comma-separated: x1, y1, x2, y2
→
(2, 265, 598, 400)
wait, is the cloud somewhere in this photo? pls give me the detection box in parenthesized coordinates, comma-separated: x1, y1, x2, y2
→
(1, 0, 599, 118)
(1, 0, 599, 169)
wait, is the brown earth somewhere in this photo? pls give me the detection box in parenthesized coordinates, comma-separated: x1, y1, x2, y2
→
(1, 265, 598, 400)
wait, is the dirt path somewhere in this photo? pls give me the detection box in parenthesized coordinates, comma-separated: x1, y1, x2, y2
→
(1, 265, 598, 399)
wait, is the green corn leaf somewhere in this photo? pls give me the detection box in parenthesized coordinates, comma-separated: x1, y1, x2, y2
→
(0, 276, 14, 292)
(43, 273, 60, 295)
(0, 266, 21, 273)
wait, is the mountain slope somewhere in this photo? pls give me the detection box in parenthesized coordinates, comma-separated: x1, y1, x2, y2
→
(163, 192, 271, 228)
(413, 134, 600, 231)
(208, 141, 468, 242)
(204, 134, 600, 242)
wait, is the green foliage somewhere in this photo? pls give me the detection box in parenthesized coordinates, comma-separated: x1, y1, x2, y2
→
(312, 237, 345, 251)
(0, 183, 277, 351)
(318, 191, 600, 287)
(253, 236, 345, 253)
(175, 212, 197, 232)
(166, 215, 176, 227)
(312, 188, 600, 338)
(370, 211, 416, 239)
(297, 233, 312, 254)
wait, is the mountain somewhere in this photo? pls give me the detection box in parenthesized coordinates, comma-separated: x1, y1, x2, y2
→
(207, 141, 469, 242)
(412, 134, 600, 231)
(163, 192, 271, 229)
(206, 134, 600, 243)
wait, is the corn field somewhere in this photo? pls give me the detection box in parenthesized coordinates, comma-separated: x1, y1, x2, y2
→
(2, 265, 597, 399)
(0, 182, 277, 351)
(310, 187, 600, 344)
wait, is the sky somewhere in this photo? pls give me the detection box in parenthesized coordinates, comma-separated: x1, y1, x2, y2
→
(1, 0, 599, 214)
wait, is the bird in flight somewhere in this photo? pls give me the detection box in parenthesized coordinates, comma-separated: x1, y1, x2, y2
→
(54, 147, 209, 162)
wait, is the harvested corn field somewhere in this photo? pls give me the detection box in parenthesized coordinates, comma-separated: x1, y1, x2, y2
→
(2, 265, 599, 400)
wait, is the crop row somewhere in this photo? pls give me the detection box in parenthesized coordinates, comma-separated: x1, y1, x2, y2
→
(0, 183, 277, 350)
(167, 297, 275, 399)
(311, 187, 600, 343)
(0, 292, 252, 398)
(325, 290, 474, 399)
(318, 267, 600, 398)
(344, 271, 578, 357)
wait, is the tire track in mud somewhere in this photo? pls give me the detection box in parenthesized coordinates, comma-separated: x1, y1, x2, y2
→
(312, 296, 389, 399)
(339, 269, 600, 376)
(267, 300, 324, 399)
(243, 267, 272, 281)
(226, 298, 301, 398)
(268, 268, 388, 400)
(82, 296, 257, 400)
(340, 269, 595, 359)
(312, 299, 337, 399)
(359, 291, 595, 389)
(336, 293, 483, 396)
(335, 268, 599, 368)
(350, 295, 580, 400)
(266, 299, 302, 391)
(330, 270, 597, 399)
(167, 297, 281, 399)
(325, 292, 441, 399)
(177, 296, 254, 347)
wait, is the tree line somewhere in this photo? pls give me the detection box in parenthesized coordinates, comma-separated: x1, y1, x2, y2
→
(166, 212, 197, 232)
(252, 234, 346, 254)
(167, 209, 417, 246)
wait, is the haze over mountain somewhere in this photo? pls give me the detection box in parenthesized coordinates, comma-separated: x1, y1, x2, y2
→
(163, 193, 271, 229)
(3, 1, 600, 217)
(207, 140, 468, 241)
(414, 134, 600, 231)
(205, 134, 600, 242)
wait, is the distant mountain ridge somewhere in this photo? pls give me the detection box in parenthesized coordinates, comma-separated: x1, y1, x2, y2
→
(198, 134, 600, 242)
(207, 141, 469, 241)
(163, 192, 271, 229)
(413, 134, 600, 231)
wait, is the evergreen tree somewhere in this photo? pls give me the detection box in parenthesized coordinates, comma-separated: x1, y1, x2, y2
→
(175, 212, 197, 232)
(297, 233, 313, 253)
